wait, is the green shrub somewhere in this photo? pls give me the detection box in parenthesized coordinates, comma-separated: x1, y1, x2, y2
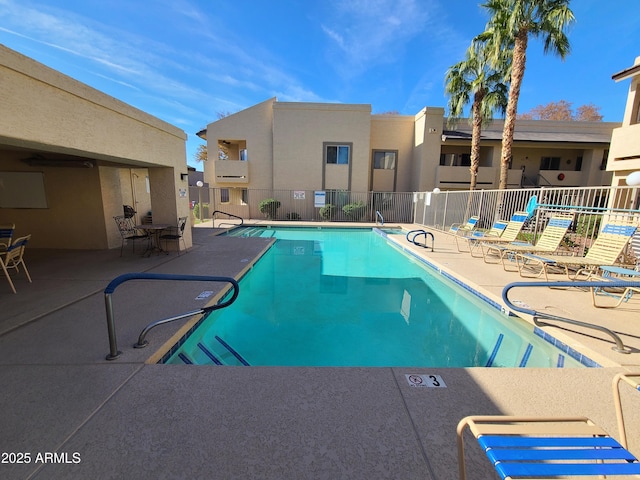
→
(258, 198, 281, 219)
(342, 201, 366, 220)
(574, 215, 601, 237)
(192, 203, 209, 222)
(319, 204, 335, 220)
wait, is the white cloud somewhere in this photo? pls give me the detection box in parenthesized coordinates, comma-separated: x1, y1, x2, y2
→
(320, 0, 433, 77)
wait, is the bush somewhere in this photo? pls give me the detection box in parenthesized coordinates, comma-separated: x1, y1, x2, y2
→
(574, 215, 601, 237)
(319, 204, 336, 220)
(192, 203, 209, 222)
(342, 201, 366, 220)
(258, 198, 281, 219)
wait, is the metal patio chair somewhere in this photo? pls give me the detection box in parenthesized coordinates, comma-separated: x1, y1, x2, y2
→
(160, 216, 188, 255)
(113, 215, 150, 256)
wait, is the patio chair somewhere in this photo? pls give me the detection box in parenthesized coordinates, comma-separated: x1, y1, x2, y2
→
(449, 216, 479, 235)
(123, 205, 136, 219)
(480, 214, 573, 270)
(0, 223, 15, 253)
(1, 234, 32, 294)
(458, 211, 529, 257)
(160, 216, 188, 255)
(113, 215, 150, 256)
(457, 372, 640, 480)
(454, 220, 508, 256)
(515, 222, 638, 281)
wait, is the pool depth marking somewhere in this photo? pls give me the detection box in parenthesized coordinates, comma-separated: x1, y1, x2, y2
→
(406, 374, 447, 388)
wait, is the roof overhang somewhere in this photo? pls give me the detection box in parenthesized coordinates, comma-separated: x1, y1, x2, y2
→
(612, 62, 640, 82)
(442, 130, 612, 143)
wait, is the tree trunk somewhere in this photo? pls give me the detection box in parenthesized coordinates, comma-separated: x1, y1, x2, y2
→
(470, 90, 484, 191)
(499, 30, 528, 189)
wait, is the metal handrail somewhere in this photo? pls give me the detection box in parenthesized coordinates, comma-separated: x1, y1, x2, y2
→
(406, 229, 434, 250)
(103, 273, 239, 360)
(502, 280, 640, 354)
(212, 210, 244, 228)
(375, 210, 384, 225)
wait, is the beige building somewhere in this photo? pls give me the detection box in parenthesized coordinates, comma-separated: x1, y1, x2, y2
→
(608, 56, 640, 196)
(198, 98, 618, 201)
(0, 45, 191, 251)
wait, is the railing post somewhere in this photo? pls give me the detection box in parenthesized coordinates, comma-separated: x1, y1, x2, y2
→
(104, 293, 122, 360)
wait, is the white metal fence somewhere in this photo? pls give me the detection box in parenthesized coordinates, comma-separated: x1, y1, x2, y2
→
(190, 185, 640, 260)
(192, 188, 415, 223)
(414, 185, 640, 259)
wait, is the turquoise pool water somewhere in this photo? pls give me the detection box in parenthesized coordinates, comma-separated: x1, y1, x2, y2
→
(164, 227, 586, 368)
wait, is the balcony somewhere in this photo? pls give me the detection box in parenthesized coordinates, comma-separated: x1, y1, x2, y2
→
(214, 160, 248, 184)
(437, 165, 498, 188)
(609, 123, 640, 169)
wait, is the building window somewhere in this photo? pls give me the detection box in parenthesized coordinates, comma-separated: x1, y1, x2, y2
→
(574, 156, 583, 171)
(540, 157, 561, 170)
(241, 189, 248, 205)
(600, 151, 609, 170)
(220, 188, 230, 203)
(326, 145, 350, 165)
(373, 151, 397, 169)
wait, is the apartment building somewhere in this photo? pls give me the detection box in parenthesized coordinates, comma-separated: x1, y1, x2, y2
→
(198, 98, 618, 204)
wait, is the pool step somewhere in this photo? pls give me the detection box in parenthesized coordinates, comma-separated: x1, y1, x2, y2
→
(193, 337, 250, 366)
(226, 227, 263, 237)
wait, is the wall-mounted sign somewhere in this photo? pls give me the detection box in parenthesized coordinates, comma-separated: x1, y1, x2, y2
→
(314, 191, 326, 208)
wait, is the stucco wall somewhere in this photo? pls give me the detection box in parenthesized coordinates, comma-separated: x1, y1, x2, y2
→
(0, 152, 108, 248)
(370, 115, 414, 191)
(0, 45, 186, 165)
(412, 107, 445, 191)
(272, 102, 372, 191)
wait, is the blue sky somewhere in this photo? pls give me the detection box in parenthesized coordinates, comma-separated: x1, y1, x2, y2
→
(1, 0, 638, 170)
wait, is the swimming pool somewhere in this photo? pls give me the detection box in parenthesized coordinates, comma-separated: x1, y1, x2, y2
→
(163, 227, 588, 368)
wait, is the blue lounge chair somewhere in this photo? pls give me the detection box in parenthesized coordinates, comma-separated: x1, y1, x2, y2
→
(449, 216, 479, 235)
(457, 372, 640, 479)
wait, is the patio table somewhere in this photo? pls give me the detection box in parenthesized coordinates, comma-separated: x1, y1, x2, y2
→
(135, 224, 171, 256)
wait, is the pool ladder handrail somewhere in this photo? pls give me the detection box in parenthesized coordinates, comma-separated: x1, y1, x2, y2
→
(212, 210, 244, 228)
(502, 280, 640, 354)
(375, 210, 384, 226)
(406, 229, 435, 250)
(103, 273, 239, 360)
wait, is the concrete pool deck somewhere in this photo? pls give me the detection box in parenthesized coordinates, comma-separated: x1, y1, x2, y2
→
(1, 224, 639, 479)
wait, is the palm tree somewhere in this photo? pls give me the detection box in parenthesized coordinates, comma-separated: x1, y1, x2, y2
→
(481, 0, 575, 189)
(445, 39, 509, 190)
